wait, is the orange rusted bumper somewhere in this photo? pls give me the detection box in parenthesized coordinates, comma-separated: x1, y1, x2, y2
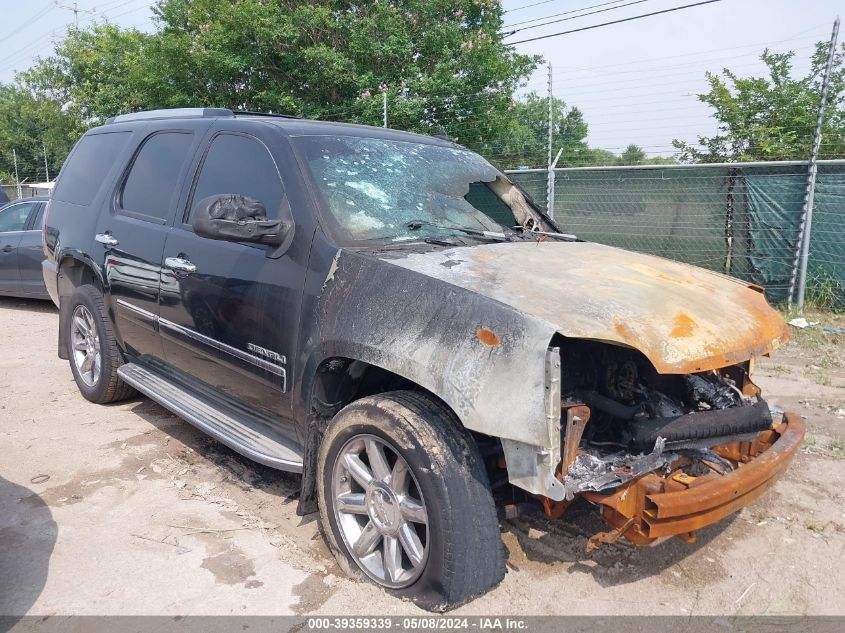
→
(582, 412, 805, 547)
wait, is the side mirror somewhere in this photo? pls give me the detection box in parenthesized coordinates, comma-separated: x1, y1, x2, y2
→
(192, 194, 290, 246)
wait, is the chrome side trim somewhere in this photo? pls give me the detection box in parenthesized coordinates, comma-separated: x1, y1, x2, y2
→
(158, 317, 287, 389)
(115, 298, 157, 322)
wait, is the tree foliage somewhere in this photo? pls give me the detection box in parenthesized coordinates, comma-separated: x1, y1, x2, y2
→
(0, 83, 83, 183)
(673, 42, 845, 162)
(483, 92, 589, 168)
(26, 1, 538, 137)
(618, 143, 646, 165)
(0, 0, 674, 181)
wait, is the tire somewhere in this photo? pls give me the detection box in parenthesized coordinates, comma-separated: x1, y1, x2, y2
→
(317, 390, 505, 611)
(65, 284, 135, 404)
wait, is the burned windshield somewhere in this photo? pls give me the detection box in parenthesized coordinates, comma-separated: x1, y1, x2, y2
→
(294, 135, 515, 242)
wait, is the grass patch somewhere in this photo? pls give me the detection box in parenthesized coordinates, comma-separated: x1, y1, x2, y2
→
(804, 519, 829, 535)
(806, 368, 832, 386)
(749, 507, 771, 523)
(802, 434, 845, 460)
(804, 269, 845, 313)
(765, 364, 790, 375)
(779, 307, 845, 354)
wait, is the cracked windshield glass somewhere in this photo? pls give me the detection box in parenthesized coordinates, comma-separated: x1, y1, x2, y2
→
(294, 135, 519, 242)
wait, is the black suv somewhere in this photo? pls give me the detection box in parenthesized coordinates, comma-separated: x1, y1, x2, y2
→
(44, 108, 801, 610)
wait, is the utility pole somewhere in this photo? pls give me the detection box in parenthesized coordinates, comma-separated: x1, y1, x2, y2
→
(788, 16, 840, 313)
(55, 1, 95, 27)
(383, 90, 388, 128)
(13, 149, 21, 199)
(546, 63, 555, 218)
(43, 143, 50, 182)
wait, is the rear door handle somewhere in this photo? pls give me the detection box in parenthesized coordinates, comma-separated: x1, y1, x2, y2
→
(1, 245, 14, 253)
(165, 257, 197, 273)
(95, 232, 119, 247)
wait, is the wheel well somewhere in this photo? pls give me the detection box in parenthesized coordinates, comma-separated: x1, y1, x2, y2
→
(56, 258, 102, 360)
(298, 357, 497, 516)
(309, 357, 425, 419)
(58, 257, 101, 297)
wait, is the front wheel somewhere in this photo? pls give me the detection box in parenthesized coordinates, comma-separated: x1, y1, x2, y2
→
(317, 391, 505, 611)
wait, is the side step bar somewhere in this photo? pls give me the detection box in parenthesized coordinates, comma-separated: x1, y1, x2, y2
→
(117, 362, 303, 473)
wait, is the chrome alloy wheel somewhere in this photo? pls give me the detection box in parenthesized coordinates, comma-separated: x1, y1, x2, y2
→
(332, 434, 429, 588)
(70, 305, 101, 387)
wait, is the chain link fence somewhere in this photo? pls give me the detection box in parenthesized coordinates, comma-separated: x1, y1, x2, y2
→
(504, 161, 845, 310)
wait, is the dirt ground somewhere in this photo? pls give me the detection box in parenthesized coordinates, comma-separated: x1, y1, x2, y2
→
(2, 296, 845, 617)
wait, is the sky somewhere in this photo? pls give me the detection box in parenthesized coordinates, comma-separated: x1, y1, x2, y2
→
(0, 0, 840, 157)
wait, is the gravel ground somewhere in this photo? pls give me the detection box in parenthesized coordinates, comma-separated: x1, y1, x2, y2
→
(2, 296, 844, 617)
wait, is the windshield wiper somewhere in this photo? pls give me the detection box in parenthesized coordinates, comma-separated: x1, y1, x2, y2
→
(407, 220, 509, 242)
(512, 226, 578, 241)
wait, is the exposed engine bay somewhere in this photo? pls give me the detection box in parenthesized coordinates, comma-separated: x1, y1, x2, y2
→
(557, 340, 773, 500)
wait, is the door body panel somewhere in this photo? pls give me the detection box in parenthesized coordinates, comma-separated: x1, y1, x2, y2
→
(158, 234, 298, 422)
(96, 121, 210, 360)
(158, 121, 313, 435)
(101, 214, 170, 358)
(0, 231, 24, 295)
(18, 203, 50, 298)
(0, 200, 38, 295)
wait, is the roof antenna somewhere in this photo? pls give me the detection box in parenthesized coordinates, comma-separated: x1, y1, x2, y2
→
(435, 125, 449, 141)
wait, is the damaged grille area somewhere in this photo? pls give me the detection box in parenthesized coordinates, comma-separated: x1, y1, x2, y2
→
(558, 340, 772, 497)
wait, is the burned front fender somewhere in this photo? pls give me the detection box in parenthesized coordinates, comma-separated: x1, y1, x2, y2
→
(311, 248, 561, 454)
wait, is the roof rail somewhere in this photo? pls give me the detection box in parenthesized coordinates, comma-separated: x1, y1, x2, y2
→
(232, 110, 299, 119)
(105, 108, 234, 124)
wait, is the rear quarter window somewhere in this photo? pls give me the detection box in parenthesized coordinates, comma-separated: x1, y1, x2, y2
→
(53, 132, 131, 206)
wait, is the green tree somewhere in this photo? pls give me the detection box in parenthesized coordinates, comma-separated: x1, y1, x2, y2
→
(0, 83, 82, 183)
(617, 143, 646, 165)
(25, 0, 538, 145)
(673, 42, 845, 162)
(488, 92, 589, 168)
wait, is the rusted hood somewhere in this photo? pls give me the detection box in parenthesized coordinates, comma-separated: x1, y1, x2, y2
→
(383, 241, 789, 374)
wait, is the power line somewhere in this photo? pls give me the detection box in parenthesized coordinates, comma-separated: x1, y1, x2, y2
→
(503, 0, 652, 36)
(505, 0, 564, 14)
(506, 0, 726, 45)
(0, 3, 54, 41)
(55, 1, 96, 27)
(503, 0, 630, 28)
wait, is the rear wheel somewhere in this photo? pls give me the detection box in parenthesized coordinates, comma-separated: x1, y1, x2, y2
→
(66, 285, 135, 404)
(318, 391, 505, 611)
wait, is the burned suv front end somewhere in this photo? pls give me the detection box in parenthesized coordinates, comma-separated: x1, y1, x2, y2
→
(549, 340, 803, 549)
(374, 239, 802, 549)
(300, 128, 802, 553)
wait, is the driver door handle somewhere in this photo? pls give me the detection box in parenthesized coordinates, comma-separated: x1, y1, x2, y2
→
(165, 256, 197, 273)
(95, 232, 119, 247)
(1, 245, 14, 253)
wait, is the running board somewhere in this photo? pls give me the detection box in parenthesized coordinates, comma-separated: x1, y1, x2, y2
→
(117, 362, 303, 473)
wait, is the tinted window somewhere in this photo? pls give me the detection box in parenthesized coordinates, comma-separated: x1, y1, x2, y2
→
(121, 132, 194, 221)
(190, 134, 283, 220)
(53, 132, 131, 206)
(0, 202, 35, 232)
(29, 203, 45, 229)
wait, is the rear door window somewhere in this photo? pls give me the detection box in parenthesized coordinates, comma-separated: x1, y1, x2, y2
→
(188, 133, 284, 221)
(27, 203, 46, 230)
(53, 132, 131, 206)
(0, 202, 36, 232)
(120, 131, 194, 222)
